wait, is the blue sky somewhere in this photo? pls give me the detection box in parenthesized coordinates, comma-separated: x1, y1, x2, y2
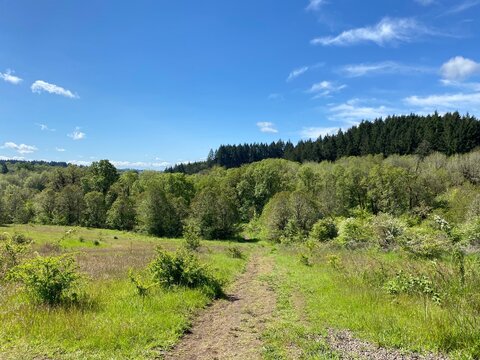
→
(1, 0, 480, 169)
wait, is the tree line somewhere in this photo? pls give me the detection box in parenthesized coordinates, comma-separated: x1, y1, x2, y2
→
(166, 112, 480, 174)
(1, 150, 480, 242)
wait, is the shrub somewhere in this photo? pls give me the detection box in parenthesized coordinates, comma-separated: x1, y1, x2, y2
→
(183, 219, 202, 252)
(462, 217, 480, 249)
(309, 218, 338, 242)
(336, 217, 375, 249)
(400, 227, 450, 259)
(149, 248, 222, 298)
(8, 254, 83, 305)
(129, 269, 155, 297)
(372, 214, 406, 249)
(227, 246, 244, 259)
(385, 270, 442, 319)
(0, 233, 31, 280)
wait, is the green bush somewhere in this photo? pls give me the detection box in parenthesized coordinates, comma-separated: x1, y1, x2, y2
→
(183, 219, 202, 251)
(385, 271, 441, 305)
(149, 248, 222, 298)
(462, 217, 480, 248)
(372, 213, 406, 249)
(0, 232, 31, 280)
(227, 246, 244, 259)
(8, 254, 83, 305)
(400, 227, 450, 259)
(309, 218, 338, 242)
(336, 217, 375, 249)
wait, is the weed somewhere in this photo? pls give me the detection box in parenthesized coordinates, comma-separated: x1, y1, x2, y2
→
(227, 246, 244, 259)
(8, 254, 83, 306)
(149, 248, 222, 298)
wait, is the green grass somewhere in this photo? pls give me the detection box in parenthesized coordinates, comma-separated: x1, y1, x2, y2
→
(0, 225, 253, 359)
(267, 245, 480, 359)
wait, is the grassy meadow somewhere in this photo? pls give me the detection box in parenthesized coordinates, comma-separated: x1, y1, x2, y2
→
(263, 244, 480, 360)
(1, 224, 480, 359)
(0, 224, 251, 359)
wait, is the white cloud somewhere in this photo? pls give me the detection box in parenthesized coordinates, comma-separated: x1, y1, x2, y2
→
(341, 61, 433, 77)
(415, 0, 435, 5)
(328, 99, 393, 122)
(444, 0, 480, 14)
(440, 56, 480, 81)
(111, 161, 171, 169)
(36, 123, 56, 131)
(300, 127, 339, 139)
(256, 122, 278, 133)
(440, 79, 480, 92)
(68, 127, 86, 140)
(55, 147, 66, 152)
(404, 92, 480, 109)
(0, 69, 22, 85)
(0, 155, 26, 161)
(306, 0, 325, 11)
(308, 81, 346, 97)
(287, 66, 309, 81)
(311, 17, 432, 46)
(68, 160, 91, 166)
(2, 142, 38, 154)
(31, 80, 78, 98)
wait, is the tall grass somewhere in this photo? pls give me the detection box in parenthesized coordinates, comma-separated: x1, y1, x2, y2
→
(270, 244, 480, 359)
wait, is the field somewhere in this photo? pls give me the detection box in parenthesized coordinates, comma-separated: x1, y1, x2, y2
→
(1, 224, 480, 359)
(0, 224, 251, 359)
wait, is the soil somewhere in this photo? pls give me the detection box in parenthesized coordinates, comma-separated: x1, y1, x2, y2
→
(163, 253, 276, 360)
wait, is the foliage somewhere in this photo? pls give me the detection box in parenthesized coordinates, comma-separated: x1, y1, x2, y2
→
(309, 218, 338, 242)
(190, 183, 238, 239)
(371, 213, 406, 249)
(400, 227, 450, 259)
(106, 195, 136, 230)
(227, 246, 244, 259)
(336, 217, 375, 249)
(128, 269, 155, 297)
(183, 219, 202, 251)
(0, 232, 32, 279)
(167, 113, 480, 173)
(149, 248, 222, 297)
(8, 254, 83, 305)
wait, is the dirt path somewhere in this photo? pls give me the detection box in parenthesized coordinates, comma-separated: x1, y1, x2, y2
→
(164, 252, 276, 360)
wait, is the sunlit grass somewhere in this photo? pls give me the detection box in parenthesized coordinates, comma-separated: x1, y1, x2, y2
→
(0, 224, 252, 359)
(268, 245, 480, 359)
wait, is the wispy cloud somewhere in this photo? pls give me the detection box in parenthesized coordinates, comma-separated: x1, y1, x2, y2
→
(415, 0, 435, 5)
(31, 80, 78, 98)
(306, 0, 325, 11)
(68, 127, 86, 140)
(440, 79, 480, 92)
(443, 0, 480, 14)
(328, 99, 393, 123)
(36, 123, 56, 131)
(256, 122, 278, 133)
(311, 17, 433, 46)
(440, 56, 480, 81)
(341, 61, 434, 77)
(404, 92, 480, 109)
(0, 69, 22, 85)
(300, 126, 339, 139)
(287, 66, 309, 82)
(268, 93, 284, 101)
(55, 147, 66, 152)
(308, 81, 346, 98)
(2, 142, 38, 154)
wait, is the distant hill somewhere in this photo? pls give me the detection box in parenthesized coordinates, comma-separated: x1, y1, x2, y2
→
(165, 112, 480, 174)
